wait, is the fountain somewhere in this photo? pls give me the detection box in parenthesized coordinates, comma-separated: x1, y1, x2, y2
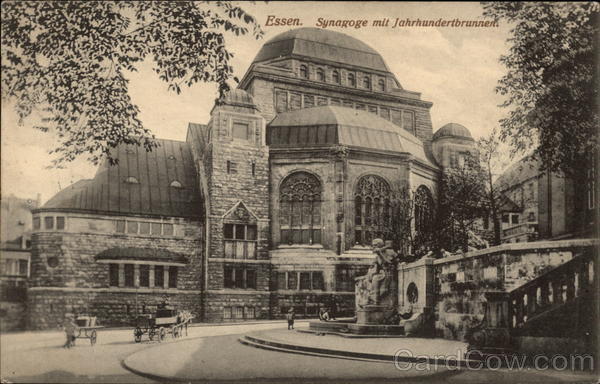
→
(309, 238, 406, 336)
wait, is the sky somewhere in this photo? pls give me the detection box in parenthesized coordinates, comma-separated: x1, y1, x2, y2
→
(1, 1, 514, 204)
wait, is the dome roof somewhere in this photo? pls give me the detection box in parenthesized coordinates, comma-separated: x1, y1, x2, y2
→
(432, 123, 474, 141)
(267, 106, 432, 166)
(222, 89, 256, 108)
(252, 28, 390, 72)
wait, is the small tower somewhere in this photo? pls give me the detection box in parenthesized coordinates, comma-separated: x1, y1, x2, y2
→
(203, 89, 270, 322)
(431, 123, 476, 169)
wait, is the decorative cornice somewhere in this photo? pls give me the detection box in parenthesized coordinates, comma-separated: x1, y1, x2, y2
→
(28, 286, 202, 294)
(241, 66, 433, 109)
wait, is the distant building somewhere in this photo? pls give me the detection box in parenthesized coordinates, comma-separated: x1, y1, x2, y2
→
(1, 194, 40, 331)
(494, 155, 597, 243)
(28, 28, 479, 329)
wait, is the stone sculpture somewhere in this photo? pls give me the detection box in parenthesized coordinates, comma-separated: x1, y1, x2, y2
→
(356, 238, 398, 307)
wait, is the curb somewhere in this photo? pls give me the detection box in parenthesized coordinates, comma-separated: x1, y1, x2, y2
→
(239, 334, 472, 368)
(297, 329, 406, 339)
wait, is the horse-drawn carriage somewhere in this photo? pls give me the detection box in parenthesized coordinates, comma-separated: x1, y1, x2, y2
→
(133, 304, 192, 343)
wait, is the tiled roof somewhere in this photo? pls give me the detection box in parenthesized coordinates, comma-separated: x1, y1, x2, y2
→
(267, 105, 433, 166)
(252, 27, 390, 72)
(495, 156, 541, 192)
(41, 139, 203, 218)
(432, 123, 474, 141)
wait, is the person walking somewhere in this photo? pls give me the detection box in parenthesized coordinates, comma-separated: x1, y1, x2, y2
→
(62, 313, 77, 348)
(286, 308, 295, 330)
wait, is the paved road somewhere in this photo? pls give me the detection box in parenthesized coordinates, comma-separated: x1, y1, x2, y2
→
(1, 322, 293, 383)
(2, 322, 597, 383)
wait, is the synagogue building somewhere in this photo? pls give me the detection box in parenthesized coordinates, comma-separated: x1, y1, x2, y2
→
(28, 28, 477, 328)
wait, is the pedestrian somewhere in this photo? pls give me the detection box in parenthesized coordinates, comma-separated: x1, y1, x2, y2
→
(62, 313, 77, 348)
(318, 306, 330, 322)
(286, 308, 295, 330)
(330, 296, 338, 320)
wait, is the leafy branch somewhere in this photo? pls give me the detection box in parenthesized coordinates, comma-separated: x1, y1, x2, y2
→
(1, 1, 264, 166)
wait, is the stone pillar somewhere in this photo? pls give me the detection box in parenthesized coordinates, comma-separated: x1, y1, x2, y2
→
(324, 265, 336, 291)
(149, 266, 155, 287)
(134, 264, 140, 287)
(398, 257, 435, 311)
(397, 257, 435, 336)
(118, 264, 125, 287)
(164, 267, 169, 289)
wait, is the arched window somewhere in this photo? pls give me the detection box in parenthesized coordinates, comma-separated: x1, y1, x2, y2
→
(347, 73, 356, 87)
(125, 176, 139, 184)
(378, 78, 385, 92)
(332, 70, 340, 84)
(170, 180, 183, 188)
(414, 186, 434, 237)
(316, 68, 325, 82)
(279, 172, 322, 245)
(363, 76, 371, 89)
(354, 175, 391, 246)
(299, 65, 308, 79)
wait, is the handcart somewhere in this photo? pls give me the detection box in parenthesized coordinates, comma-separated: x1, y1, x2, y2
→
(74, 316, 103, 346)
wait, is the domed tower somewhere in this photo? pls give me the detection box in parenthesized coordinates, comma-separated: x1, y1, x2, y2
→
(238, 27, 441, 319)
(238, 27, 435, 147)
(431, 123, 477, 169)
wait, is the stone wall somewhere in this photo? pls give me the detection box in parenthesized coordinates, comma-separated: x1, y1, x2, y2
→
(27, 290, 202, 329)
(27, 212, 203, 329)
(270, 292, 355, 319)
(398, 239, 597, 342)
(0, 301, 27, 331)
(269, 249, 371, 319)
(204, 291, 271, 322)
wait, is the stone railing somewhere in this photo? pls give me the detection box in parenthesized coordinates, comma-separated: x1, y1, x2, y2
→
(502, 222, 537, 238)
(427, 238, 597, 341)
(508, 249, 596, 337)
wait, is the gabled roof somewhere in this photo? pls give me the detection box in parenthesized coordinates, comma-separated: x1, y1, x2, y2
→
(267, 105, 434, 166)
(495, 156, 541, 192)
(41, 139, 203, 219)
(498, 194, 522, 213)
(252, 27, 391, 73)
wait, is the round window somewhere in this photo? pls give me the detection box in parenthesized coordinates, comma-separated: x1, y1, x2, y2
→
(407, 282, 418, 304)
(47, 256, 59, 268)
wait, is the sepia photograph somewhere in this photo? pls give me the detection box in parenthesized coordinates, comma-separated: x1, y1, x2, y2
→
(0, 1, 598, 383)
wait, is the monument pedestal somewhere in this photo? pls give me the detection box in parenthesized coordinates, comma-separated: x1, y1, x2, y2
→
(356, 304, 389, 325)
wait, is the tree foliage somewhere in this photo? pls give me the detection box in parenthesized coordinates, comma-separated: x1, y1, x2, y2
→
(477, 127, 510, 245)
(388, 186, 414, 257)
(388, 185, 436, 259)
(438, 155, 488, 252)
(1, 1, 263, 166)
(481, 2, 598, 181)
